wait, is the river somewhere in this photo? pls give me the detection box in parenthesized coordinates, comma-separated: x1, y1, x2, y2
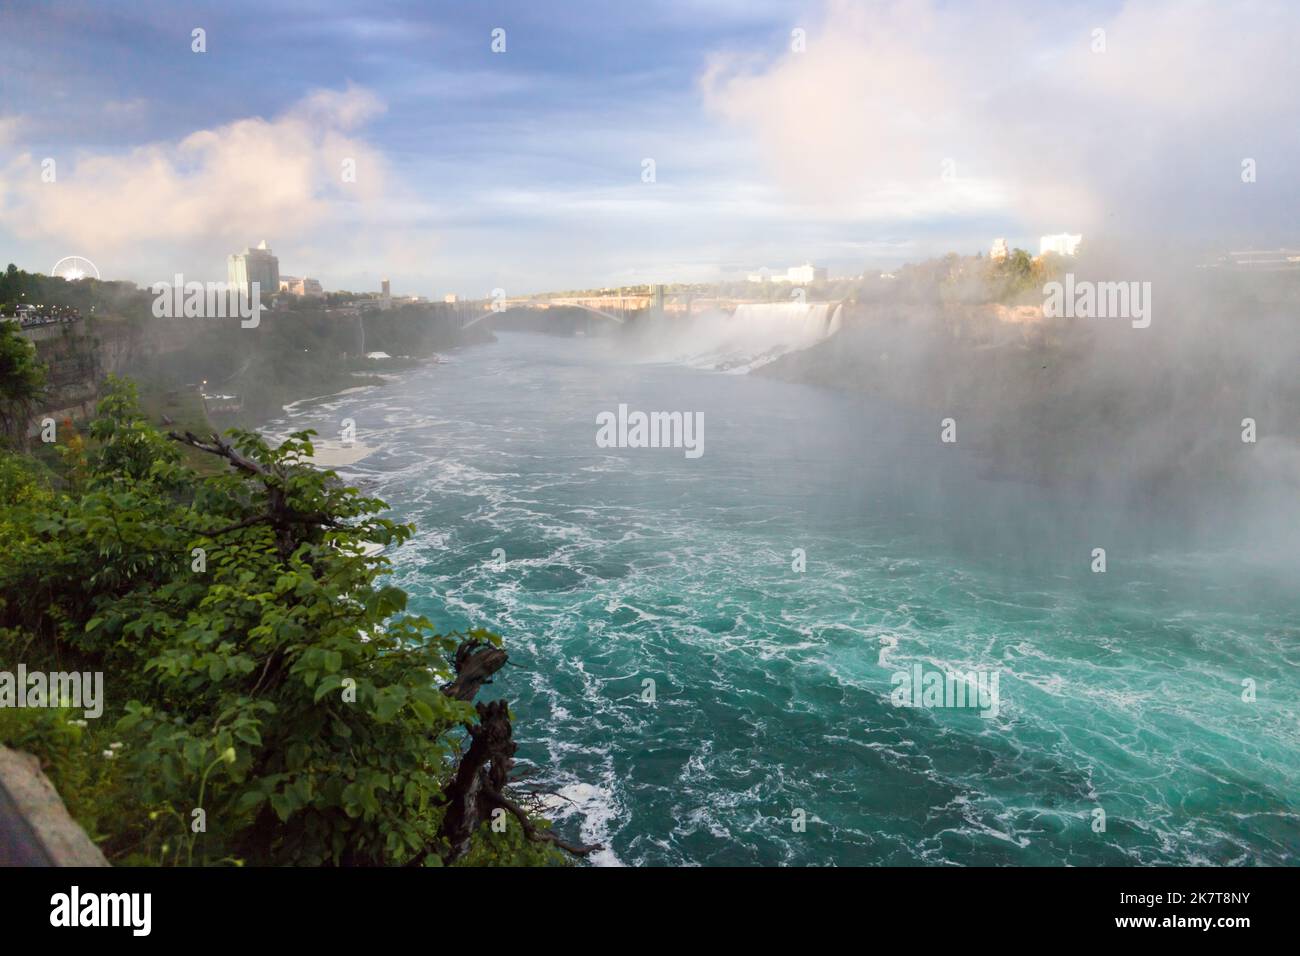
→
(265, 331, 1299, 866)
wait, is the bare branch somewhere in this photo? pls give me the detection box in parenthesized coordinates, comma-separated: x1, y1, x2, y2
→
(168, 430, 267, 477)
(489, 790, 601, 857)
(425, 648, 603, 865)
(201, 515, 270, 537)
(441, 640, 509, 702)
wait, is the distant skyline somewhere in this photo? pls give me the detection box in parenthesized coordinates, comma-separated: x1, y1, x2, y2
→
(2, 0, 1298, 295)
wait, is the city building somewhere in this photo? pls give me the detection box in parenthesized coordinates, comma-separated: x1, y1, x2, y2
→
(1039, 233, 1083, 257)
(227, 240, 280, 295)
(747, 263, 828, 284)
(278, 276, 324, 297)
(786, 262, 827, 284)
(990, 238, 1009, 260)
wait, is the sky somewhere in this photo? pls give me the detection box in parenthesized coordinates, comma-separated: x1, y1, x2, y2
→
(1, 0, 1298, 296)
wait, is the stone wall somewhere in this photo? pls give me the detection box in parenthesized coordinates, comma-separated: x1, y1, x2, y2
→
(0, 746, 108, 866)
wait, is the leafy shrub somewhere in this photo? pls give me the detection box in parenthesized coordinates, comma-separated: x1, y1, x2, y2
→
(0, 379, 562, 866)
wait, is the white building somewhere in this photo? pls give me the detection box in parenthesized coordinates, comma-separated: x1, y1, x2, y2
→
(786, 262, 827, 284)
(279, 276, 323, 297)
(1039, 233, 1082, 257)
(747, 262, 828, 284)
(990, 238, 1009, 260)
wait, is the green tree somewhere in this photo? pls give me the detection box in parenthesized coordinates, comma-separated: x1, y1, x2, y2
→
(0, 380, 589, 865)
(0, 320, 46, 448)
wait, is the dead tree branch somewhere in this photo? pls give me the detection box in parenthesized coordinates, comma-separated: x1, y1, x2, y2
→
(169, 430, 267, 476)
(169, 431, 339, 555)
(441, 640, 509, 702)
(425, 641, 602, 865)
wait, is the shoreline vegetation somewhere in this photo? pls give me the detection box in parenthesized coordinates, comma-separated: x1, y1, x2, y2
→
(0, 378, 594, 866)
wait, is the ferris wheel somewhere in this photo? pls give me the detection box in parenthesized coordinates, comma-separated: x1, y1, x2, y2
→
(50, 256, 101, 282)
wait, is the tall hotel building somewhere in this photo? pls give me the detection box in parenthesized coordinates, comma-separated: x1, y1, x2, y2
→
(227, 240, 280, 295)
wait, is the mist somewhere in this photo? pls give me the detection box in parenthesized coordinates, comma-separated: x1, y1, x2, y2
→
(556, 241, 1300, 575)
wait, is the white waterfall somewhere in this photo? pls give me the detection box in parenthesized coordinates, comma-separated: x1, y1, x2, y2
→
(655, 302, 843, 373)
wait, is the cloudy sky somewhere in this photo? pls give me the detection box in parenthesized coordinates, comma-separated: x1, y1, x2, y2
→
(1, 0, 1297, 296)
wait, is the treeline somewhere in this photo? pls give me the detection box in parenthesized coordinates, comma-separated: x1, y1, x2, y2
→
(0, 263, 152, 318)
(541, 249, 1063, 307)
(0, 318, 46, 445)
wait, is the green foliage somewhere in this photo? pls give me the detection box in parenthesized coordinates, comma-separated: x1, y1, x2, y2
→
(0, 449, 59, 588)
(0, 379, 558, 866)
(0, 319, 46, 447)
(0, 262, 153, 320)
(987, 248, 1062, 302)
(0, 449, 51, 511)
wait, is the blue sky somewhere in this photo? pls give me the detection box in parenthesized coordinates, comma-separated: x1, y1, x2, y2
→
(2, 0, 1297, 295)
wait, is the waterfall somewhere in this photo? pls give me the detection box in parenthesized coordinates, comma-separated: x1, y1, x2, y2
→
(661, 302, 843, 373)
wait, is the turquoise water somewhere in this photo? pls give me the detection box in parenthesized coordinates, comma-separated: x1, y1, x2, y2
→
(269, 333, 1299, 866)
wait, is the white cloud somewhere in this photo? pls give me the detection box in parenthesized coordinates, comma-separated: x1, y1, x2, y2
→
(0, 85, 405, 283)
(700, 0, 1300, 237)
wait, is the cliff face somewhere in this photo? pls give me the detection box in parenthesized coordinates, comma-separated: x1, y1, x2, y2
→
(20, 302, 495, 435)
(25, 324, 99, 430)
(22, 314, 194, 431)
(758, 301, 1053, 398)
(113, 304, 496, 425)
